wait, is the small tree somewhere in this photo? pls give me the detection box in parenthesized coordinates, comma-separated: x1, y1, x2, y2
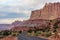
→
(19, 31, 22, 34)
(27, 29, 32, 33)
(3, 30, 11, 36)
(11, 31, 17, 36)
(34, 29, 37, 33)
(53, 25, 58, 29)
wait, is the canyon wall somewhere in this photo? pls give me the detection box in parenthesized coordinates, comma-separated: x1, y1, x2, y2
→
(30, 3, 60, 20)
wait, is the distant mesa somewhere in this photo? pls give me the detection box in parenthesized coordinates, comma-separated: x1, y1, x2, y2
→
(12, 20, 24, 26)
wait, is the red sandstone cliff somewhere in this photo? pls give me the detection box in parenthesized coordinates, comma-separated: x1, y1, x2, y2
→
(30, 2, 60, 20)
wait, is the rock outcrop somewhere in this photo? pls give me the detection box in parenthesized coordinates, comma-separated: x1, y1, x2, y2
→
(25, 2, 60, 29)
(30, 2, 60, 20)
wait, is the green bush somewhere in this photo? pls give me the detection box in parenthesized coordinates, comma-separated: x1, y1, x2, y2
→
(27, 29, 32, 33)
(3, 30, 11, 36)
(19, 31, 22, 33)
(11, 31, 17, 36)
(45, 32, 52, 37)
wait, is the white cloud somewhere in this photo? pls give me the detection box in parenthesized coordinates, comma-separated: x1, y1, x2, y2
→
(0, 0, 59, 12)
(0, 13, 7, 16)
(0, 0, 60, 24)
(0, 18, 28, 24)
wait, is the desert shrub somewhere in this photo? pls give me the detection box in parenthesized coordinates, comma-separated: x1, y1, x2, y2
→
(42, 28, 46, 32)
(0, 31, 3, 35)
(45, 32, 52, 37)
(34, 29, 37, 33)
(27, 29, 32, 33)
(53, 29, 57, 33)
(0, 31, 4, 38)
(3, 30, 11, 36)
(19, 31, 22, 33)
(41, 32, 52, 37)
(53, 25, 58, 29)
(11, 31, 17, 36)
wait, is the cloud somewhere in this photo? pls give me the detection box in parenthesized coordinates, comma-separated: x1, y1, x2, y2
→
(0, 12, 30, 19)
(0, 0, 60, 24)
(0, 18, 28, 24)
(0, 13, 7, 16)
(0, 0, 59, 11)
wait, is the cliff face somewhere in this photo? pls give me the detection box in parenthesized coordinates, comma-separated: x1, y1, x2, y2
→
(11, 3, 60, 32)
(30, 3, 60, 20)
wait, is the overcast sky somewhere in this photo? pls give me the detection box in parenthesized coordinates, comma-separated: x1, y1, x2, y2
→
(0, 0, 59, 24)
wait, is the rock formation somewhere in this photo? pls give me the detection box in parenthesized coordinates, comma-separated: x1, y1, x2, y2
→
(10, 2, 60, 33)
(25, 2, 60, 29)
(30, 2, 60, 20)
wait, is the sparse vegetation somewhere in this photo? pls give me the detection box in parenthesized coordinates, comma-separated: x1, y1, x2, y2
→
(3, 30, 11, 36)
(0, 30, 22, 38)
(27, 29, 32, 33)
(0, 21, 60, 38)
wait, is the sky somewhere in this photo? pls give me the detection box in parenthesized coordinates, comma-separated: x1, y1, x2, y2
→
(0, 0, 60, 24)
